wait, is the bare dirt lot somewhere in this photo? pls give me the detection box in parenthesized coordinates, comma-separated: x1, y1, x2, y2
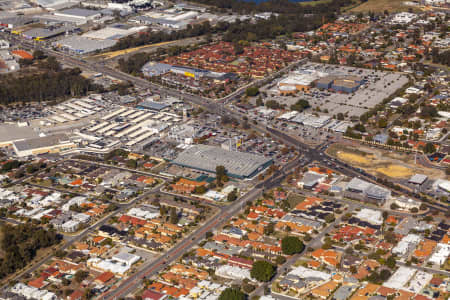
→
(327, 143, 447, 180)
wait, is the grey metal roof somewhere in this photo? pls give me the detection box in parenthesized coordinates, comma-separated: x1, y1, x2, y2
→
(408, 174, 428, 185)
(13, 133, 70, 151)
(54, 36, 116, 54)
(333, 286, 355, 300)
(0, 124, 39, 144)
(137, 100, 169, 111)
(57, 8, 100, 18)
(346, 177, 371, 192)
(172, 145, 272, 178)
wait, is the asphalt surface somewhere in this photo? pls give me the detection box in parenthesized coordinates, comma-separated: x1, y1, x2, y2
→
(4, 38, 447, 298)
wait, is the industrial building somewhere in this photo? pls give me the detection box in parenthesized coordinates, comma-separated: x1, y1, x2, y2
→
(172, 145, 273, 179)
(35, 0, 77, 10)
(21, 26, 75, 40)
(52, 36, 116, 54)
(83, 24, 147, 41)
(54, 8, 101, 22)
(12, 133, 76, 157)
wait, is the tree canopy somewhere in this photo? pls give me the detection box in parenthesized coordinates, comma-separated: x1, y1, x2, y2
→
(0, 67, 102, 105)
(290, 99, 310, 112)
(250, 260, 276, 282)
(218, 287, 245, 300)
(0, 223, 61, 279)
(281, 236, 304, 255)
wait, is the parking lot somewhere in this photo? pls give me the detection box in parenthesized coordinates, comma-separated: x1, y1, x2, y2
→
(262, 63, 409, 118)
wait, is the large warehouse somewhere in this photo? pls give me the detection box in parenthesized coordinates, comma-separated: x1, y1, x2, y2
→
(172, 145, 273, 179)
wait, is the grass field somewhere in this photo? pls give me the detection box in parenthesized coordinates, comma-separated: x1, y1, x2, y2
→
(299, 0, 333, 6)
(350, 0, 414, 12)
(287, 193, 305, 209)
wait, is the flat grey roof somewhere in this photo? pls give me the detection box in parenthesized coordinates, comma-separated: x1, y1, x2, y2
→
(13, 133, 70, 151)
(172, 145, 272, 178)
(0, 124, 39, 144)
(54, 36, 116, 53)
(137, 100, 169, 111)
(346, 177, 371, 192)
(57, 8, 100, 18)
(408, 174, 428, 185)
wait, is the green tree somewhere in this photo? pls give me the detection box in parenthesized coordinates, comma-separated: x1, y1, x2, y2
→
(378, 118, 388, 128)
(251, 260, 276, 282)
(379, 269, 391, 281)
(169, 207, 179, 224)
(423, 142, 436, 154)
(246, 87, 259, 97)
(275, 256, 286, 265)
(281, 236, 304, 255)
(227, 189, 238, 201)
(74, 270, 89, 283)
(290, 99, 310, 112)
(219, 288, 245, 300)
(386, 256, 396, 269)
(216, 165, 228, 186)
(32, 49, 46, 60)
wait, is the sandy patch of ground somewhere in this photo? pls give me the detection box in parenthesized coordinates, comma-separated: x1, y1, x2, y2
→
(327, 143, 446, 180)
(376, 165, 414, 178)
(337, 152, 372, 166)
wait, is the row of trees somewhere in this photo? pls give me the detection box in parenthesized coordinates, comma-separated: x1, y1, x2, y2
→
(190, 0, 352, 16)
(113, 0, 355, 52)
(0, 223, 61, 279)
(431, 48, 450, 67)
(0, 67, 103, 105)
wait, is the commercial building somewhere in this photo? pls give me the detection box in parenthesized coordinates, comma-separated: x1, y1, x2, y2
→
(136, 101, 170, 112)
(428, 243, 450, 265)
(316, 75, 363, 93)
(12, 133, 76, 157)
(433, 179, 450, 194)
(383, 266, 416, 289)
(142, 62, 172, 77)
(394, 196, 421, 210)
(278, 74, 316, 92)
(391, 12, 417, 24)
(0, 124, 40, 147)
(332, 79, 360, 93)
(316, 76, 336, 90)
(392, 234, 422, 256)
(354, 208, 383, 226)
(172, 145, 273, 179)
(112, 252, 141, 266)
(345, 177, 390, 205)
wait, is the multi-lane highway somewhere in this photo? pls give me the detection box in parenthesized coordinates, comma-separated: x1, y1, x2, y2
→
(6, 40, 447, 298)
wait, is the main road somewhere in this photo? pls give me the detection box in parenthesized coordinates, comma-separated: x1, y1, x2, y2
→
(10, 42, 447, 298)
